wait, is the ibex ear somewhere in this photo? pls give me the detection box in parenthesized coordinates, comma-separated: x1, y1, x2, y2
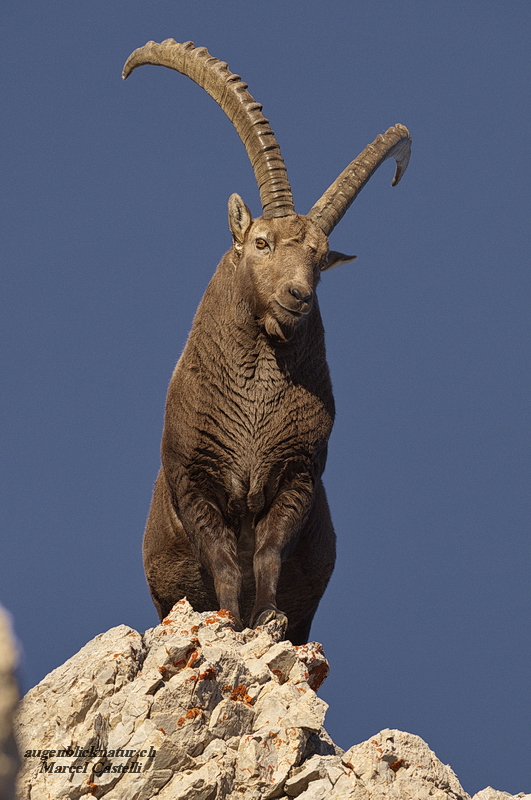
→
(321, 250, 357, 271)
(228, 193, 253, 246)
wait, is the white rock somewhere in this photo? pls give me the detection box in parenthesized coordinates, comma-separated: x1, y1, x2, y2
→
(234, 725, 307, 799)
(208, 697, 255, 738)
(472, 790, 512, 800)
(259, 640, 298, 683)
(342, 728, 470, 799)
(252, 693, 289, 730)
(329, 771, 368, 799)
(243, 655, 272, 686)
(13, 601, 528, 800)
(156, 760, 222, 800)
(239, 630, 274, 660)
(472, 790, 531, 800)
(285, 753, 344, 795)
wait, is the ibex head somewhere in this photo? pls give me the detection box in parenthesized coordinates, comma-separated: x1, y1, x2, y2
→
(227, 196, 354, 340)
(123, 40, 411, 341)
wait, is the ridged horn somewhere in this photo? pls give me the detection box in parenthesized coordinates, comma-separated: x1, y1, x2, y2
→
(123, 39, 295, 219)
(308, 124, 411, 236)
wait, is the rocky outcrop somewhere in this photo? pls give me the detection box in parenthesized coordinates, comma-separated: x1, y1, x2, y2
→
(13, 601, 531, 800)
(0, 607, 20, 800)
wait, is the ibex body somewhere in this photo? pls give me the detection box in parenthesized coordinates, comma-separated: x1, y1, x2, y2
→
(123, 40, 411, 644)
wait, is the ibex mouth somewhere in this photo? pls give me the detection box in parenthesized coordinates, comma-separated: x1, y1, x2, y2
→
(275, 300, 312, 318)
(264, 302, 308, 341)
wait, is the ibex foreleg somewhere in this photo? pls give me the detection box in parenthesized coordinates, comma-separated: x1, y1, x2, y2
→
(171, 480, 244, 630)
(250, 472, 314, 633)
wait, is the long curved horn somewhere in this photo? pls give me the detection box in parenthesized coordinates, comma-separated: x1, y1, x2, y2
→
(123, 39, 295, 219)
(307, 124, 411, 236)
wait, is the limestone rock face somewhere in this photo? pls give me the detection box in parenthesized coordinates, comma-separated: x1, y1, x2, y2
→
(13, 601, 530, 800)
(0, 607, 20, 800)
(472, 792, 531, 800)
(340, 729, 468, 800)
(15, 600, 334, 800)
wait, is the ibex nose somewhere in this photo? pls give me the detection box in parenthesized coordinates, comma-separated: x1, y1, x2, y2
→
(289, 286, 313, 304)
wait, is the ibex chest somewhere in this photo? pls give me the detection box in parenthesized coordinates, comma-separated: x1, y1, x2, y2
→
(200, 346, 330, 453)
(165, 337, 333, 517)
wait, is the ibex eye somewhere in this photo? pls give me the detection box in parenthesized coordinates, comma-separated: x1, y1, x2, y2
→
(255, 238, 268, 250)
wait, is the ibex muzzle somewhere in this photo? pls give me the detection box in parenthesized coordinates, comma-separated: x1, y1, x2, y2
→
(123, 39, 411, 643)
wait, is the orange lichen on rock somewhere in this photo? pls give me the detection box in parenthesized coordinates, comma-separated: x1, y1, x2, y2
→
(177, 707, 203, 726)
(199, 667, 216, 681)
(294, 642, 329, 690)
(390, 758, 408, 773)
(223, 684, 253, 705)
(205, 609, 233, 624)
(306, 661, 328, 691)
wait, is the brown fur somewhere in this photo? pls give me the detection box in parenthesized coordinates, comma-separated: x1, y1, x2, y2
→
(143, 205, 351, 644)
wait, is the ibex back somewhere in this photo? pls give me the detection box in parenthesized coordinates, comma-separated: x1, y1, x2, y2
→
(123, 40, 411, 644)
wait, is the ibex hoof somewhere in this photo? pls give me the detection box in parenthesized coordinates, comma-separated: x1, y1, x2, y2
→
(253, 608, 288, 637)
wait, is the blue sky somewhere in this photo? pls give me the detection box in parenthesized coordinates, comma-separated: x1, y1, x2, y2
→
(2, 1, 530, 795)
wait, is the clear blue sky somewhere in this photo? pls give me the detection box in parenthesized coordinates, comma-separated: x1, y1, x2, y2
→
(2, 1, 530, 795)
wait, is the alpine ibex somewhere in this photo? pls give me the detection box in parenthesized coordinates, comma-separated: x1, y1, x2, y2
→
(123, 39, 411, 644)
